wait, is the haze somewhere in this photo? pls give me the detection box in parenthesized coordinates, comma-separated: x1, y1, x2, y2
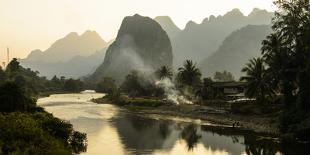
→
(0, 0, 275, 62)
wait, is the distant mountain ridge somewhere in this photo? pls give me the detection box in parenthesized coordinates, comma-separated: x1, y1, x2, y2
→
(199, 24, 272, 77)
(91, 14, 173, 82)
(20, 30, 108, 78)
(155, 8, 273, 68)
(154, 16, 181, 40)
(25, 30, 107, 63)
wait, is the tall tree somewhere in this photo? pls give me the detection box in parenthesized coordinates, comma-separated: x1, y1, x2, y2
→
(177, 60, 202, 87)
(240, 58, 273, 102)
(6, 58, 20, 73)
(155, 66, 173, 80)
(261, 0, 310, 137)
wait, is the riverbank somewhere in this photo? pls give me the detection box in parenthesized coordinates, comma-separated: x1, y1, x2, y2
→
(92, 97, 280, 136)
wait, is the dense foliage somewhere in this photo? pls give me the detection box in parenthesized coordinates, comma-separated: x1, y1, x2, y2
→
(177, 60, 202, 87)
(241, 0, 310, 140)
(213, 70, 235, 82)
(0, 82, 37, 112)
(120, 70, 160, 97)
(95, 77, 118, 94)
(155, 66, 173, 80)
(1, 58, 85, 94)
(0, 112, 86, 154)
(240, 58, 274, 102)
(0, 59, 87, 154)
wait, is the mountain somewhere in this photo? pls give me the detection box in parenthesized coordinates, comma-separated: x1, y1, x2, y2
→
(24, 30, 107, 63)
(199, 25, 272, 78)
(19, 30, 108, 78)
(154, 16, 181, 40)
(91, 14, 173, 82)
(172, 8, 273, 68)
(19, 48, 107, 78)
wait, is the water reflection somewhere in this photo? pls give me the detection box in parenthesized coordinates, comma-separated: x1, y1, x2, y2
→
(180, 124, 202, 151)
(38, 93, 308, 155)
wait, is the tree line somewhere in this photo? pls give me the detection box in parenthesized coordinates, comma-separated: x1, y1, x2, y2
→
(0, 59, 87, 154)
(240, 0, 310, 141)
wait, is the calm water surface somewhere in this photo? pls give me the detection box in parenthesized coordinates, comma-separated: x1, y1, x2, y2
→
(38, 91, 307, 155)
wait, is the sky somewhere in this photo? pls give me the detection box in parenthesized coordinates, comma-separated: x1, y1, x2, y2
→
(0, 0, 275, 63)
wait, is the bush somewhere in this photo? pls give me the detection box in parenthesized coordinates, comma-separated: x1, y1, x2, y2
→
(63, 79, 83, 92)
(118, 96, 169, 107)
(95, 77, 117, 94)
(0, 112, 87, 154)
(0, 82, 36, 112)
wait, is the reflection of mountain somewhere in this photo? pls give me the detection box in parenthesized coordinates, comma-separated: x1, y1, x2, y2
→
(110, 113, 259, 155)
(110, 113, 178, 154)
(19, 31, 108, 78)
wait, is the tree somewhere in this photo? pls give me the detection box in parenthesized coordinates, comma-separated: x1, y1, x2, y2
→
(120, 70, 155, 97)
(6, 58, 20, 73)
(260, 0, 310, 137)
(155, 66, 173, 80)
(197, 78, 222, 100)
(63, 79, 83, 92)
(95, 77, 117, 94)
(240, 58, 273, 102)
(0, 67, 6, 85)
(177, 60, 202, 87)
(213, 70, 235, 82)
(0, 82, 36, 112)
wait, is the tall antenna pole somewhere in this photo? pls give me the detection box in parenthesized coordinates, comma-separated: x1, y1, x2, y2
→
(7, 47, 9, 65)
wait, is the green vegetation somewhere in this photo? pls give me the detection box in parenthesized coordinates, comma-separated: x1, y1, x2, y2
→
(177, 60, 202, 87)
(120, 70, 161, 97)
(240, 58, 274, 103)
(155, 65, 173, 80)
(95, 77, 118, 94)
(0, 60, 87, 154)
(1, 58, 85, 94)
(116, 96, 169, 107)
(240, 0, 310, 141)
(0, 112, 86, 154)
(63, 78, 84, 92)
(0, 82, 37, 112)
(213, 70, 235, 82)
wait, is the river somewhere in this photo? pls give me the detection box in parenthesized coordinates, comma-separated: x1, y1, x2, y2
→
(37, 91, 307, 155)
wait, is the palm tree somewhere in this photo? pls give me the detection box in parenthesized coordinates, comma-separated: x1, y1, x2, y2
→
(177, 60, 202, 87)
(155, 66, 173, 80)
(240, 58, 273, 102)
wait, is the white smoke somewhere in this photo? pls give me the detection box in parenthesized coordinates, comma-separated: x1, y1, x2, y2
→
(155, 78, 193, 105)
(105, 34, 154, 75)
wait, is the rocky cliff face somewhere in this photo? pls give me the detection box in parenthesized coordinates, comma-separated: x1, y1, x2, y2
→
(92, 14, 173, 82)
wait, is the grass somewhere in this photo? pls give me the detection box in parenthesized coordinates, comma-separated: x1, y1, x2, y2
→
(93, 94, 172, 107)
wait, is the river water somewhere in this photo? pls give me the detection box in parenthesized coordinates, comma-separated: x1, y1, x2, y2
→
(37, 91, 307, 155)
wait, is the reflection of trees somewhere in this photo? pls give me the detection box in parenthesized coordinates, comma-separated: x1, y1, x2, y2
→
(180, 124, 202, 151)
(244, 135, 278, 155)
(159, 123, 170, 139)
(200, 125, 245, 155)
(110, 113, 176, 154)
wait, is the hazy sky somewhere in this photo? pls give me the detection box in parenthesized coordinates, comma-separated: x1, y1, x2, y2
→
(0, 0, 275, 62)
